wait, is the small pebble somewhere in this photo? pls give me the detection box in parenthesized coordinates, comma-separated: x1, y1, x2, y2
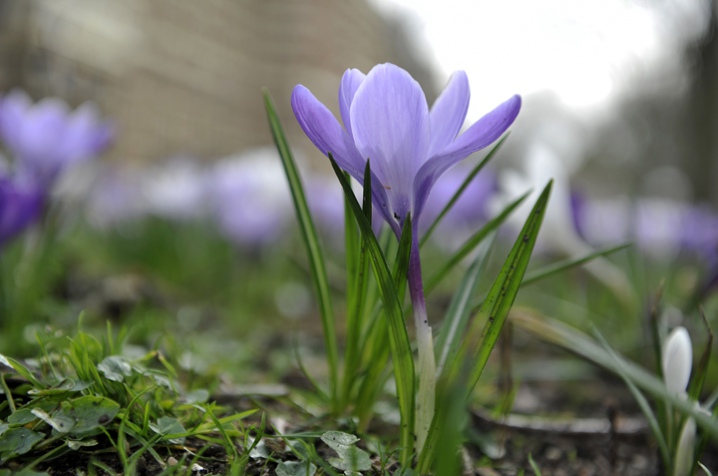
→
(168, 456, 179, 466)
(545, 446, 562, 461)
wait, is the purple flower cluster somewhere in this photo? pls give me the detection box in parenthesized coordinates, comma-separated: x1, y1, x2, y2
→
(86, 147, 500, 251)
(576, 197, 718, 263)
(0, 90, 112, 246)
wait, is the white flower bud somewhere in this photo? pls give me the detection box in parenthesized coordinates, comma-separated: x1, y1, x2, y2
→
(662, 326, 692, 397)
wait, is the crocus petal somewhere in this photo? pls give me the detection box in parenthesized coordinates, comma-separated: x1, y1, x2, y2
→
(291, 85, 365, 180)
(662, 326, 692, 396)
(19, 99, 69, 164)
(338, 68, 366, 138)
(428, 71, 470, 158)
(0, 91, 32, 154)
(0, 178, 44, 246)
(350, 63, 430, 224)
(413, 95, 521, 220)
(58, 103, 114, 165)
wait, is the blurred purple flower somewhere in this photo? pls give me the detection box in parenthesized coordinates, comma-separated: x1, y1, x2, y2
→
(569, 189, 587, 239)
(419, 167, 497, 233)
(0, 175, 44, 246)
(85, 165, 145, 229)
(0, 90, 113, 186)
(207, 150, 292, 246)
(291, 63, 520, 237)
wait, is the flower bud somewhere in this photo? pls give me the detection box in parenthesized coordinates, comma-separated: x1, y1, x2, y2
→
(662, 326, 692, 397)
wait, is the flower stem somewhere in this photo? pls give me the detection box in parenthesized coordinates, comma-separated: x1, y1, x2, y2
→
(408, 234, 436, 455)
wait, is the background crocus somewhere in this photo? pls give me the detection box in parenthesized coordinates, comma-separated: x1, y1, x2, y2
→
(661, 326, 697, 476)
(292, 62, 520, 452)
(0, 90, 113, 187)
(0, 175, 44, 247)
(207, 150, 292, 247)
(662, 326, 692, 399)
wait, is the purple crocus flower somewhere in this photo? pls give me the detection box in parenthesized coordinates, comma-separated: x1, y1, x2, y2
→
(292, 63, 520, 237)
(0, 175, 44, 247)
(292, 63, 520, 452)
(0, 90, 113, 187)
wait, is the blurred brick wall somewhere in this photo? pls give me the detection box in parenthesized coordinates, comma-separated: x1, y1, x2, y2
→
(0, 0, 434, 166)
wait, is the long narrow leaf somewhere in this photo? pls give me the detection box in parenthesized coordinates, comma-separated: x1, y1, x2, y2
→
(425, 191, 530, 295)
(593, 327, 670, 464)
(342, 171, 372, 407)
(421, 135, 509, 247)
(511, 309, 718, 439)
(445, 181, 551, 392)
(264, 91, 339, 405)
(521, 243, 631, 287)
(421, 182, 551, 472)
(434, 235, 495, 375)
(329, 155, 415, 466)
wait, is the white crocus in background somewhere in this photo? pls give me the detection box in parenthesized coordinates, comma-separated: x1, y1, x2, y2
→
(662, 326, 692, 399)
(662, 326, 695, 476)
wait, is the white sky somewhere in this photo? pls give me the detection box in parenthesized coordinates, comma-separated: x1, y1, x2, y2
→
(368, 0, 709, 119)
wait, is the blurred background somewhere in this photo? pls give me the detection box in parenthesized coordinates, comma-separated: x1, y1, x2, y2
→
(0, 0, 715, 202)
(0, 0, 717, 379)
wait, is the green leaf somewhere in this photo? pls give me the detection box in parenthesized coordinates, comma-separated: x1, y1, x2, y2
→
(435, 235, 494, 375)
(321, 431, 360, 447)
(0, 428, 44, 458)
(592, 328, 670, 464)
(276, 460, 317, 476)
(27, 378, 92, 396)
(264, 90, 339, 404)
(528, 453, 543, 475)
(425, 190, 529, 295)
(54, 395, 120, 435)
(329, 155, 415, 466)
(446, 181, 551, 392)
(67, 439, 98, 450)
(512, 310, 718, 439)
(321, 431, 372, 472)
(7, 408, 38, 425)
(183, 388, 210, 404)
(97, 356, 133, 382)
(342, 167, 373, 407)
(420, 134, 509, 247)
(31, 408, 75, 433)
(520, 243, 630, 287)
(150, 416, 186, 443)
(8, 470, 49, 476)
(688, 310, 713, 403)
(0, 355, 45, 389)
(421, 182, 551, 473)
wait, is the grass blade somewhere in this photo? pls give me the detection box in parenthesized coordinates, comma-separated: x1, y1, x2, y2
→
(592, 327, 670, 464)
(420, 134, 509, 247)
(425, 191, 529, 295)
(521, 243, 631, 287)
(444, 181, 551, 392)
(511, 309, 718, 439)
(420, 182, 551, 472)
(434, 235, 495, 375)
(342, 172, 372, 407)
(329, 155, 415, 466)
(264, 90, 339, 406)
